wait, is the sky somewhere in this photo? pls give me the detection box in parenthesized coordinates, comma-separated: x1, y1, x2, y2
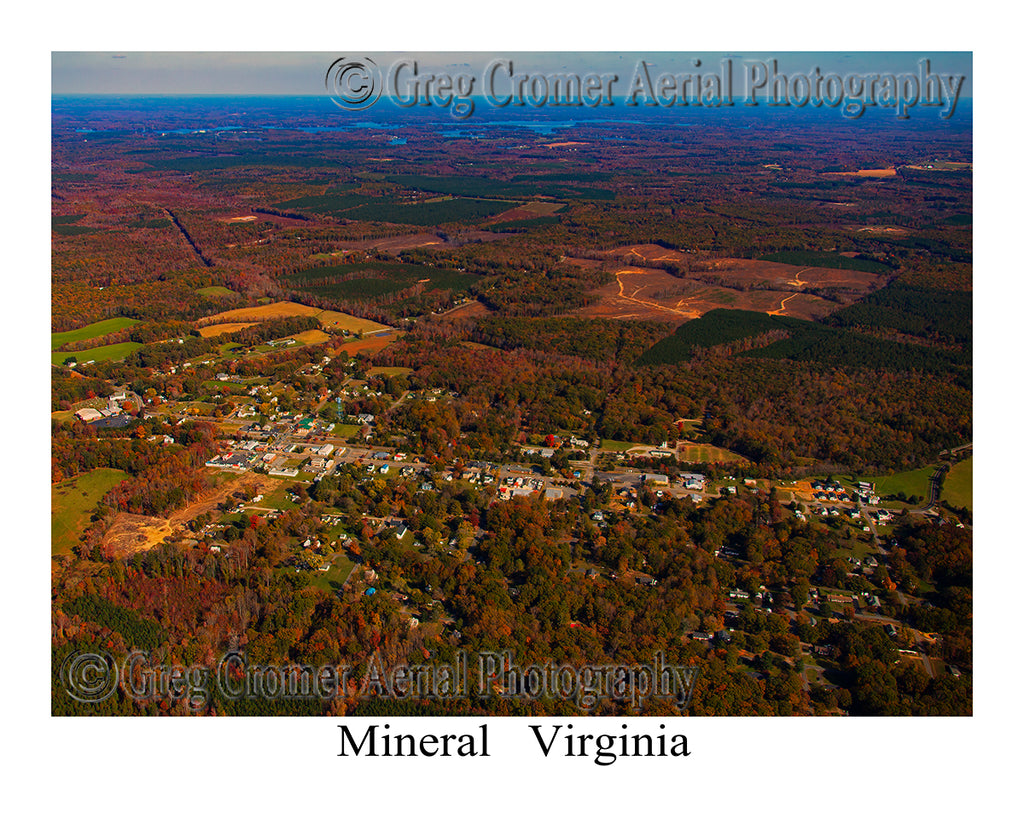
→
(52, 51, 972, 97)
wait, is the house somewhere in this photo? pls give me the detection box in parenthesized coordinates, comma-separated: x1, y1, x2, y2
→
(680, 472, 706, 490)
(385, 525, 411, 542)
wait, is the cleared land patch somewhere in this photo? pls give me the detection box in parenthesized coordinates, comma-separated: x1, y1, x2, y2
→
(575, 255, 887, 324)
(486, 201, 564, 225)
(676, 443, 748, 464)
(101, 473, 282, 557)
(52, 468, 129, 556)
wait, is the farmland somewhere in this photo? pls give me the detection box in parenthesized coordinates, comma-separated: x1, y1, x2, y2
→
(198, 322, 258, 338)
(52, 341, 144, 366)
(51, 317, 141, 350)
(199, 301, 392, 336)
(287, 329, 332, 346)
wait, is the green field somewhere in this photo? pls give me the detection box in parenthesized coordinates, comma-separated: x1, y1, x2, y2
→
(197, 286, 237, 298)
(52, 341, 144, 366)
(866, 466, 934, 501)
(52, 468, 129, 556)
(51, 317, 141, 350)
(368, 366, 414, 377)
(942, 457, 973, 510)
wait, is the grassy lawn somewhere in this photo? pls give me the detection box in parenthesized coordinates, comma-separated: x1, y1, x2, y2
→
(52, 341, 143, 366)
(262, 481, 302, 511)
(170, 401, 217, 416)
(308, 552, 356, 594)
(833, 532, 878, 562)
(943, 457, 972, 510)
(601, 439, 640, 452)
(368, 366, 414, 377)
(866, 465, 934, 500)
(52, 468, 129, 556)
(51, 317, 140, 350)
